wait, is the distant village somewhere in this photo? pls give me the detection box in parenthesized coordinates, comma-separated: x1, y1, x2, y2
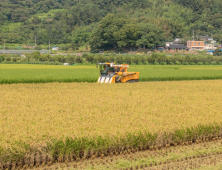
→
(157, 35, 220, 55)
(1, 35, 222, 55)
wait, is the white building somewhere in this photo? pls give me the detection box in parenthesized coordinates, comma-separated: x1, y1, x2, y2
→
(204, 44, 217, 50)
(52, 46, 59, 51)
(165, 42, 174, 47)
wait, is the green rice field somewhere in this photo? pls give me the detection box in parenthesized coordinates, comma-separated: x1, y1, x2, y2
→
(1, 64, 222, 84)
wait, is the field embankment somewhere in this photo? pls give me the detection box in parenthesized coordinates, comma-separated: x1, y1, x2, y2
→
(0, 81, 222, 169)
(1, 64, 222, 84)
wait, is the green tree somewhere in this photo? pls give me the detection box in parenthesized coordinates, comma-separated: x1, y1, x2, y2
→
(136, 23, 165, 49)
(71, 24, 96, 46)
(90, 13, 128, 51)
(116, 23, 140, 48)
(213, 48, 222, 56)
(32, 16, 41, 25)
(9, 0, 19, 4)
(90, 13, 140, 51)
(213, 34, 222, 44)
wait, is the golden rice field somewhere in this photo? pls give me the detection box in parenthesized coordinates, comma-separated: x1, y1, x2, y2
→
(0, 80, 222, 167)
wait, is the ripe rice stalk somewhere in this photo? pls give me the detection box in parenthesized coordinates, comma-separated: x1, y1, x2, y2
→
(1, 81, 222, 165)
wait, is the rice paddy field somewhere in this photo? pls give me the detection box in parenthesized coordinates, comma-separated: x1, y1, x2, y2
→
(1, 64, 222, 84)
(0, 80, 222, 169)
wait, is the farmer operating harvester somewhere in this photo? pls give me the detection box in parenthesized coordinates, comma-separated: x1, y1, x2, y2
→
(97, 63, 140, 83)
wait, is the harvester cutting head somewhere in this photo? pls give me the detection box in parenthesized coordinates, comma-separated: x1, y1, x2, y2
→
(97, 63, 140, 83)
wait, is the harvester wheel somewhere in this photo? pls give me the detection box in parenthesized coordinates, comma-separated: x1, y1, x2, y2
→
(115, 76, 122, 83)
(126, 79, 139, 83)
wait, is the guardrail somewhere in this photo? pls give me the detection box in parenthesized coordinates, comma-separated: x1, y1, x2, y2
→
(0, 50, 49, 54)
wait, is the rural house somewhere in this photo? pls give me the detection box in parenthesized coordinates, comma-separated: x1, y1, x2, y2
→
(167, 44, 187, 51)
(198, 35, 210, 41)
(187, 41, 206, 50)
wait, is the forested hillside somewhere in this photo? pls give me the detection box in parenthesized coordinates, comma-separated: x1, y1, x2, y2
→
(0, 0, 222, 50)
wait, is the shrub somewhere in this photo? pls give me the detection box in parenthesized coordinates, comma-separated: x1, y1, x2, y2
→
(140, 56, 147, 64)
(54, 55, 66, 63)
(206, 56, 214, 63)
(6, 56, 11, 61)
(31, 51, 41, 60)
(82, 53, 88, 58)
(175, 61, 181, 65)
(132, 56, 140, 64)
(61, 46, 69, 51)
(34, 46, 42, 50)
(103, 51, 114, 54)
(67, 55, 76, 65)
(116, 56, 124, 64)
(0, 54, 6, 62)
(125, 56, 132, 64)
(185, 55, 191, 64)
(76, 56, 83, 63)
(211, 61, 217, 65)
(86, 54, 94, 63)
(166, 57, 172, 64)
(107, 55, 115, 63)
(147, 56, 154, 64)
(156, 53, 166, 63)
(213, 48, 222, 56)
(12, 57, 17, 62)
(190, 57, 198, 64)
(39, 54, 50, 61)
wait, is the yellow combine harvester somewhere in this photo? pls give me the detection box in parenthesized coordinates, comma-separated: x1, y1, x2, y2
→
(97, 63, 140, 83)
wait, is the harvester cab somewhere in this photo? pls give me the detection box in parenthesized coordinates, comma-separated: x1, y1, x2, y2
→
(97, 63, 140, 83)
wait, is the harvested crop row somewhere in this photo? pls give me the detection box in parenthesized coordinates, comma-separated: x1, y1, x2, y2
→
(72, 152, 222, 170)
(0, 80, 222, 168)
(35, 139, 222, 170)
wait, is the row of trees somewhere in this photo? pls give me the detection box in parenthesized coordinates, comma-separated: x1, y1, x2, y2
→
(1, 53, 222, 65)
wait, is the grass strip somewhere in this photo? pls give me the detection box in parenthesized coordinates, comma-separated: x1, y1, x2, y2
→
(139, 75, 222, 82)
(1, 76, 222, 84)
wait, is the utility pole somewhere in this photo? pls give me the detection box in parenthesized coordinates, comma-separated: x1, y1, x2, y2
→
(4, 41, 5, 54)
(193, 29, 194, 41)
(49, 40, 50, 53)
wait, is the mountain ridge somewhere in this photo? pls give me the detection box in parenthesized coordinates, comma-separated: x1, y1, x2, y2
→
(0, 0, 222, 49)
